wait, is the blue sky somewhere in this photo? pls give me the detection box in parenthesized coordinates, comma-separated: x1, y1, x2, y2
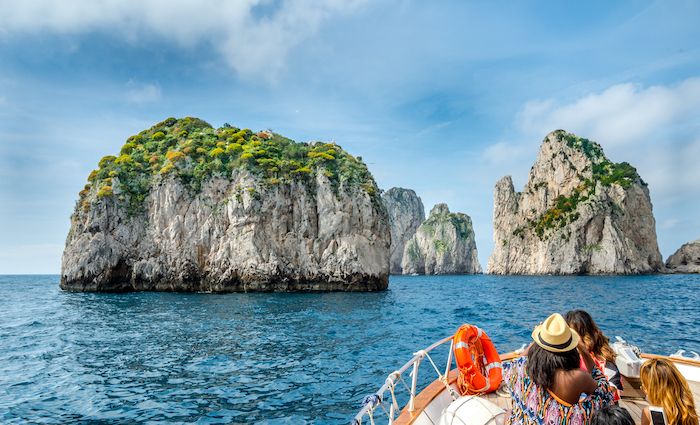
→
(1, 0, 699, 273)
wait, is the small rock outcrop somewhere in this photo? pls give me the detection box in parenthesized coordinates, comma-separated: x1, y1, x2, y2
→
(488, 130, 663, 275)
(382, 187, 425, 274)
(61, 117, 390, 292)
(665, 240, 700, 273)
(401, 203, 481, 275)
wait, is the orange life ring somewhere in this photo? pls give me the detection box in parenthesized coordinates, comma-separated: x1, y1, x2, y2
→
(453, 324, 503, 395)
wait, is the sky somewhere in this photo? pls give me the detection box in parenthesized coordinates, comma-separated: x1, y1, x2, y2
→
(1, 0, 699, 273)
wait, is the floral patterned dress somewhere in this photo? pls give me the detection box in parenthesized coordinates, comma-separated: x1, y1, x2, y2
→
(503, 356, 614, 425)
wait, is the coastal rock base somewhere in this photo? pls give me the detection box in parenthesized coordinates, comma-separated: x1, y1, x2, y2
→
(382, 187, 425, 274)
(665, 240, 700, 274)
(401, 203, 481, 275)
(61, 172, 389, 292)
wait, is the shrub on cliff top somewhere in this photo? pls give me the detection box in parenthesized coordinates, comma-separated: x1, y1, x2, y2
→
(82, 116, 378, 216)
(520, 131, 644, 241)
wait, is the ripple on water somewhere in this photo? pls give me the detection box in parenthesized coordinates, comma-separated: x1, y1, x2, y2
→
(0, 274, 698, 424)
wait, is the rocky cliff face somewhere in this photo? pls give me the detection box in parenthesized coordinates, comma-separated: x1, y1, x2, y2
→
(665, 240, 700, 273)
(488, 130, 663, 275)
(401, 203, 481, 275)
(61, 117, 390, 292)
(381, 187, 425, 274)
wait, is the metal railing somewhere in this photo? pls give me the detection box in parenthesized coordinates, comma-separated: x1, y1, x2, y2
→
(352, 335, 456, 425)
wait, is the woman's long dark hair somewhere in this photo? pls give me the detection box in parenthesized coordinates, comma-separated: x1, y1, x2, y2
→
(527, 343, 580, 390)
(565, 309, 616, 361)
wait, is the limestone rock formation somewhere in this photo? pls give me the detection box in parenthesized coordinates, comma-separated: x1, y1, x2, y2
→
(401, 203, 481, 275)
(61, 117, 390, 292)
(487, 130, 663, 275)
(665, 240, 700, 273)
(381, 187, 425, 274)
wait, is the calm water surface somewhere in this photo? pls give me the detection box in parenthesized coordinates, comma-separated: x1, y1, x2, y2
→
(1, 274, 698, 424)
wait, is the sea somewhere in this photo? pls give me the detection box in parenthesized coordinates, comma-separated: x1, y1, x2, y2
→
(1, 274, 698, 424)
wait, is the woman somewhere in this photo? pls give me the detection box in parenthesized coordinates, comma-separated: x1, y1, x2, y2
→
(640, 358, 698, 425)
(504, 313, 614, 425)
(565, 310, 623, 400)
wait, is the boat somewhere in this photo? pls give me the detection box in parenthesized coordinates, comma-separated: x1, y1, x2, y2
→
(352, 331, 700, 425)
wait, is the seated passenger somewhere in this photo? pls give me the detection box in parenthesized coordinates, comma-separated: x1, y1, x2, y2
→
(640, 358, 698, 425)
(591, 405, 634, 425)
(504, 313, 614, 425)
(565, 310, 623, 401)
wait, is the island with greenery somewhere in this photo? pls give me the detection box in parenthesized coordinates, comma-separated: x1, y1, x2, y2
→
(488, 130, 663, 275)
(61, 117, 390, 292)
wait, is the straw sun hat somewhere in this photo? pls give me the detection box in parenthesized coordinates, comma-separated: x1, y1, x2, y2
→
(531, 313, 580, 353)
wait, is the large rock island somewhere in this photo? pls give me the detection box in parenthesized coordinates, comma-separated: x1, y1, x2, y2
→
(488, 130, 663, 275)
(61, 117, 390, 292)
(401, 203, 481, 275)
(382, 187, 425, 274)
(665, 240, 700, 273)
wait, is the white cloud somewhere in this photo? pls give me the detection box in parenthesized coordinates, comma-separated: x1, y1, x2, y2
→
(125, 81, 161, 104)
(660, 218, 680, 231)
(496, 78, 700, 204)
(0, 0, 367, 80)
(516, 78, 700, 146)
(482, 140, 529, 165)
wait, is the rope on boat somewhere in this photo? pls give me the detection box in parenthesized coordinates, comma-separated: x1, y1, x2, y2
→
(398, 372, 412, 394)
(361, 394, 381, 409)
(360, 394, 381, 425)
(353, 336, 455, 424)
(386, 371, 401, 423)
(418, 349, 457, 399)
(359, 391, 394, 425)
(495, 381, 511, 398)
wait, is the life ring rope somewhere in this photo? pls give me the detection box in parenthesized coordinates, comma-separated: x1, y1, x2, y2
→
(453, 324, 503, 395)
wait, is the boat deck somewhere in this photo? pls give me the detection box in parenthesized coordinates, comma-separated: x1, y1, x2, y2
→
(397, 365, 700, 425)
(394, 353, 700, 425)
(482, 375, 700, 425)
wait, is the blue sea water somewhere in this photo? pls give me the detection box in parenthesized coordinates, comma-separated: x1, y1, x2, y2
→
(0, 274, 698, 424)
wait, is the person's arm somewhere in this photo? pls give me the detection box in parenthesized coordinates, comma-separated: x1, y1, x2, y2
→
(578, 340, 596, 375)
(642, 407, 651, 425)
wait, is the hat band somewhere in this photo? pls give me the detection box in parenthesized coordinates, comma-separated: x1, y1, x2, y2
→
(537, 333, 573, 351)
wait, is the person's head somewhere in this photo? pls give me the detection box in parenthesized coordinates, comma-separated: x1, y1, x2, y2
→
(527, 313, 581, 390)
(565, 309, 616, 362)
(640, 358, 698, 425)
(591, 405, 634, 425)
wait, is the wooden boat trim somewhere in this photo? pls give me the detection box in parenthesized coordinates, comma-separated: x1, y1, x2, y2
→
(641, 353, 700, 367)
(394, 369, 459, 425)
(394, 351, 520, 424)
(394, 352, 700, 424)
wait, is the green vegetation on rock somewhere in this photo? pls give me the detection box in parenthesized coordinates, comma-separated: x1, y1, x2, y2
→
(82, 117, 378, 215)
(450, 215, 472, 239)
(405, 239, 421, 262)
(515, 131, 643, 241)
(529, 187, 583, 239)
(420, 205, 472, 240)
(434, 239, 448, 254)
(558, 130, 642, 189)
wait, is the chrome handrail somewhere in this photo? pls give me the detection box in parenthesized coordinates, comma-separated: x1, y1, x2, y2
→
(352, 335, 454, 425)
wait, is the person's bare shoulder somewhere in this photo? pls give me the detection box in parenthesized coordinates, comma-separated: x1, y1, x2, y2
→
(554, 369, 597, 404)
(570, 369, 597, 394)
